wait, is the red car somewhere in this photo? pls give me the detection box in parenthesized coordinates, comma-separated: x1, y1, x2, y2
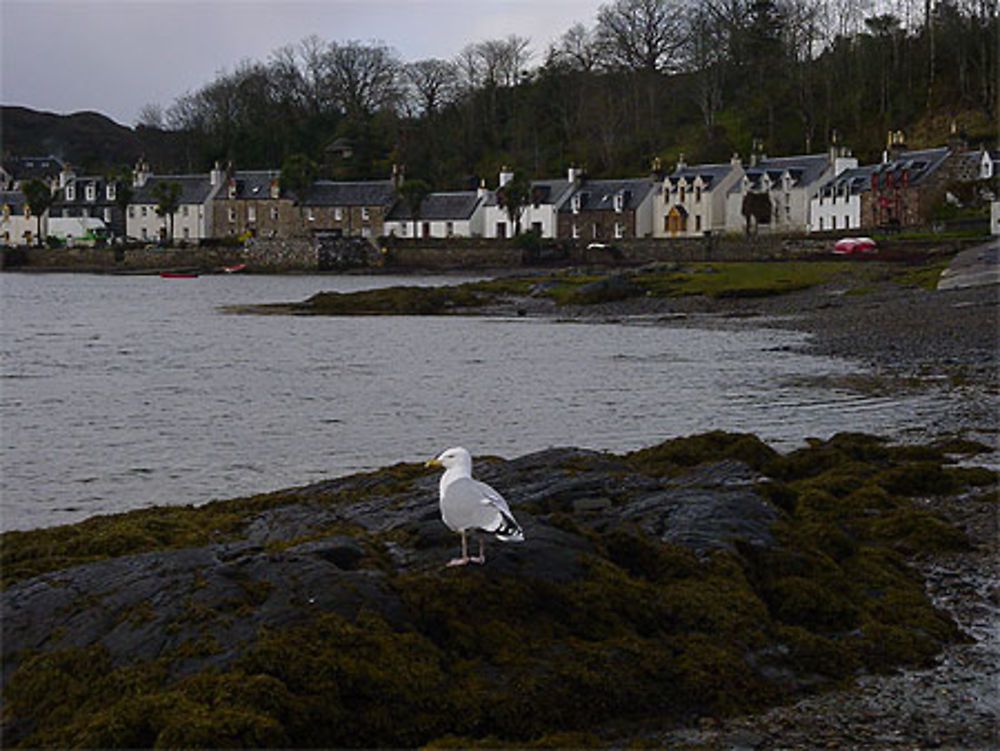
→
(833, 237, 877, 255)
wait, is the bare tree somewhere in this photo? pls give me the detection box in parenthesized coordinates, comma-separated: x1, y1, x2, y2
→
(549, 23, 602, 72)
(324, 40, 403, 118)
(404, 59, 459, 115)
(595, 0, 692, 73)
(136, 103, 165, 129)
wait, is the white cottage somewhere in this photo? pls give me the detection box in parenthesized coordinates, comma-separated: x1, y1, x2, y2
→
(384, 191, 486, 238)
(655, 156, 743, 237)
(726, 149, 856, 234)
(0, 191, 40, 246)
(481, 167, 579, 239)
(809, 165, 877, 233)
(126, 163, 225, 243)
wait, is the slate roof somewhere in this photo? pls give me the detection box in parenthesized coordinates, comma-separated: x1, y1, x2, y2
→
(559, 178, 656, 213)
(52, 175, 115, 207)
(817, 165, 878, 198)
(483, 178, 575, 208)
(226, 170, 282, 199)
(871, 147, 950, 187)
(666, 163, 735, 190)
(133, 175, 217, 205)
(301, 180, 397, 207)
(387, 192, 482, 221)
(733, 153, 831, 193)
(2, 155, 65, 183)
(0, 191, 28, 215)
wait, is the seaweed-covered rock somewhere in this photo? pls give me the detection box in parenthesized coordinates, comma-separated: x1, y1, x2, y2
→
(1, 433, 991, 748)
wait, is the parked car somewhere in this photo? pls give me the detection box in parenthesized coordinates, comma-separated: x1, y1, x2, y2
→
(833, 237, 877, 255)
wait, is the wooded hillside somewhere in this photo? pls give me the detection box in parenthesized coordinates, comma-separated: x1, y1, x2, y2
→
(6, 0, 997, 183)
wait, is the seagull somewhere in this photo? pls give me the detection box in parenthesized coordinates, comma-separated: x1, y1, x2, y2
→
(425, 447, 524, 566)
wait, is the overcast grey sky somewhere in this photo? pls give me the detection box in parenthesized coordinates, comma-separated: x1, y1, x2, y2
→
(1, 0, 605, 127)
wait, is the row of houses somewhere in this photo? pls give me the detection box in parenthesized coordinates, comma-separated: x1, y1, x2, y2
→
(2, 135, 996, 248)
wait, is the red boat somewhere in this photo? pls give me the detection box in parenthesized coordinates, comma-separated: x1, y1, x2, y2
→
(160, 271, 199, 278)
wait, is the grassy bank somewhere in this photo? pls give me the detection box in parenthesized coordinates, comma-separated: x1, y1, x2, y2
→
(226, 257, 954, 316)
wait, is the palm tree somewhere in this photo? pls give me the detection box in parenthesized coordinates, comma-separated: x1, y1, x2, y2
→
(21, 179, 54, 246)
(398, 179, 430, 238)
(499, 172, 530, 236)
(151, 181, 182, 244)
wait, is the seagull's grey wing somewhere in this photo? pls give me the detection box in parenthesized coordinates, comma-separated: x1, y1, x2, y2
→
(441, 477, 524, 541)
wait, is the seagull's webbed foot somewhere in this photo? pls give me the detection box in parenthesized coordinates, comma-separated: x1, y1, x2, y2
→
(446, 557, 471, 567)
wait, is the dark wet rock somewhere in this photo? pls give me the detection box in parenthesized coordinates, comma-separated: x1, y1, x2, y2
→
(1, 433, 992, 749)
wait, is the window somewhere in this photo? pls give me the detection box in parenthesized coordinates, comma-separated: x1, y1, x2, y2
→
(129, 206, 135, 218)
(141, 228, 148, 240)
(307, 208, 315, 222)
(183, 227, 190, 240)
(248, 206, 256, 223)
(446, 221, 454, 237)
(104, 208, 112, 223)
(23, 205, 31, 219)
(614, 222, 624, 239)
(679, 186, 686, 202)
(361, 207, 370, 221)
(613, 194, 624, 213)
(270, 207, 279, 221)
(832, 216, 838, 230)
(571, 223, 579, 239)
(695, 186, 702, 203)
(228, 207, 236, 222)
(818, 217, 824, 231)
(107, 184, 116, 201)
(361, 227, 371, 238)
(334, 207, 343, 221)
(182, 205, 190, 217)
(141, 206, 148, 217)
(85, 184, 96, 201)
(66, 185, 76, 201)
(571, 194, 581, 213)
(695, 215, 702, 232)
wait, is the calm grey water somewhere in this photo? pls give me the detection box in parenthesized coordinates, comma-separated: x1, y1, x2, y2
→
(2, 272, 943, 532)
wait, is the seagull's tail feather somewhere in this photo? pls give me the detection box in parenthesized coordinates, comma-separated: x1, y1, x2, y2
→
(492, 510, 524, 543)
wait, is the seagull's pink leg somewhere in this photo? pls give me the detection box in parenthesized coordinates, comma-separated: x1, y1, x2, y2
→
(447, 530, 471, 567)
(470, 535, 486, 565)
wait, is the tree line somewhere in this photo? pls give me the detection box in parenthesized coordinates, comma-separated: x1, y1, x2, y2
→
(139, 0, 997, 188)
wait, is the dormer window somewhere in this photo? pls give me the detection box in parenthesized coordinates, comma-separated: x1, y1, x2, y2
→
(85, 183, 96, 202)
(227, 181, 237, 199)
(613, 193, 624, 213)
(571, 194, 581, 213)
(361, 207, 370, 222)
(695, 186, 702, 202)
(679, 186, 686, 202)
(269, 179, 280, 199)
(66, 184, 76, 201)
(107, 183, 116, 201)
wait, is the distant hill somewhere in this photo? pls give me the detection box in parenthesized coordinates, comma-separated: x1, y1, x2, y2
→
(1, 106, 191, 173)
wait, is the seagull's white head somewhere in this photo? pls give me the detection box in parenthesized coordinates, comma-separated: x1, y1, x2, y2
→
(425, 446, 472, 474)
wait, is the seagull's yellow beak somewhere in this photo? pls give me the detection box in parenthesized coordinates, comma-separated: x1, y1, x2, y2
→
(424, 457, 441, 468)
